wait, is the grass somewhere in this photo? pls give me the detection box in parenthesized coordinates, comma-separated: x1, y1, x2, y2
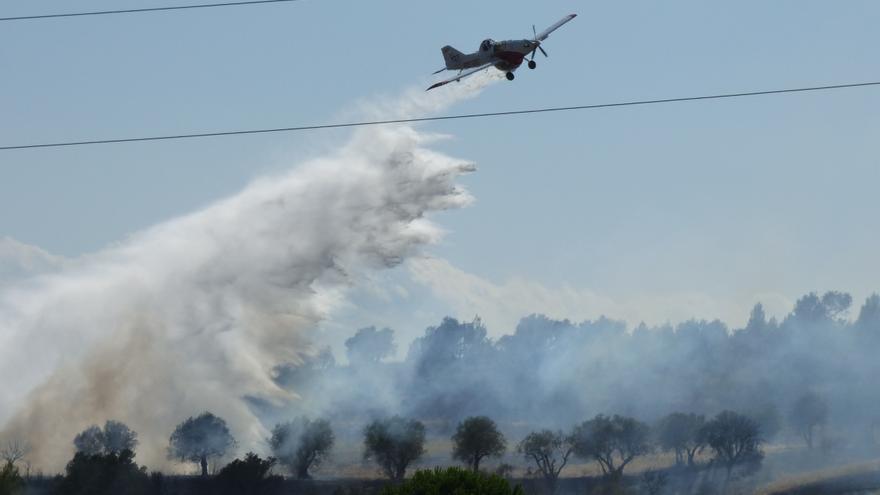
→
(306, 435, 880, 495)
(757, 460, 880, 495)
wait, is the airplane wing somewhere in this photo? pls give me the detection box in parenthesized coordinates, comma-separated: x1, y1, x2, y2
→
(426, 62, 495, 91)
(535, 13, 577, 41)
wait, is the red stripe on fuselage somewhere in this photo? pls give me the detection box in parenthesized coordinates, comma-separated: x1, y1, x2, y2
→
(494, 50, 526, 67)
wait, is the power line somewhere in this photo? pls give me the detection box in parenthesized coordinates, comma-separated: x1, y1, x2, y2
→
(2, 81, 878, 151)
(0, 0, 300, 22)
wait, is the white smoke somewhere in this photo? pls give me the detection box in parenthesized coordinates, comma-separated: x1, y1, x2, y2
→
(0, 73, 497, 472)
(0, 237, 67, 287)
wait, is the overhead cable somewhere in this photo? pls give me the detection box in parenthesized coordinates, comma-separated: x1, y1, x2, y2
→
(0, 0, 300, 22)
(2, 81, 878, 151)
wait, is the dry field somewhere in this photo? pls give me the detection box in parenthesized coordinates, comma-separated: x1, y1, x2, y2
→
(757, 460, 880, 495)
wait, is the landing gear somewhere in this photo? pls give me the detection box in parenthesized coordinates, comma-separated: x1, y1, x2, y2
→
(506, 71, 515, 81)
(528, 60, 537, 70)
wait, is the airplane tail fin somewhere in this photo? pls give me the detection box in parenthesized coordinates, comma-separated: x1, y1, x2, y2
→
(441, 45, 465, 69)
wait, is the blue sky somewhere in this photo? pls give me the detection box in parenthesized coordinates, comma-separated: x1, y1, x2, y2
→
(1, 0, 879, 338)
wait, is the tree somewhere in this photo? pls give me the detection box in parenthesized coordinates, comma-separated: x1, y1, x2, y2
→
(856, 294, 880, 334)
(102, 421, 139, 455)
(168, 412, 236, 476)
(655, 413, 705, 467)
(789, 291, 852, 327)
(571, 414, 652, 479)
(407, 317, 495, 378)
(789, 392, 829, 449)
(0, 462, 23, 495)
(345, 327, 396, 366)
(451, 416, 506, 472)
(748, 404, 782, 442)
(701, 411, 763, 480)
(744, 303, 769, 334)
(363, 416, 426, 481)
(269, 418, 334, 479)
(404, 317, 499, 418)
(73, 426, 105, 456)
(516, 429, 573, 493)
(0, 438, 29, 467)
(55, 450, 151, 495)
(215, 452, 282, 495)
(380, 467, 524, 495)
(73, 421, 138, 456)
(821, 291, 852, 320)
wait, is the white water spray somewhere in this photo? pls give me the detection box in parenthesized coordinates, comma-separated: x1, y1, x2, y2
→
(0, 73, 498, 471)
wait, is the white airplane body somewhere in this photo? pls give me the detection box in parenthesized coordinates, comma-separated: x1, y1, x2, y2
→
(428, 14, 577, 91)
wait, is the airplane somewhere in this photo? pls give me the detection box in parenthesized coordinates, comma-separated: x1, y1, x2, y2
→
(427, 13, 577, 91)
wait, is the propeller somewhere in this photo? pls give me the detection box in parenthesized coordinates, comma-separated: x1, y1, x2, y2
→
(530, 24, 548, 61)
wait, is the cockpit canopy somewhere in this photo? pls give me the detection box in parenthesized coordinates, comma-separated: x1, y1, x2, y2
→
(479, 39, 495, 52)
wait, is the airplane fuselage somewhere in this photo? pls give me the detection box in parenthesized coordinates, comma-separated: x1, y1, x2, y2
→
(489, 39, 541, 71)
(445, 38, 541, 72)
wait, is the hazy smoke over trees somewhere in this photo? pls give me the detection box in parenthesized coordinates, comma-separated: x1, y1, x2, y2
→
(345, 327, 396, 366)
(74, 421, 138, 457)
(276, 291, 880, 456)
(101, 421, 139, 456)
(168, 412, 236, 477)
(362, 416, 427, 481)
(269, 417, 334, 479)
(0, 75, 496, 471)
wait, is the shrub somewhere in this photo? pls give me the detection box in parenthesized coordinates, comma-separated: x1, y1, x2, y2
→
(380, 467, 524, 495)
(214, 453, 282, 495)
(0, 462, 24, 495)
(53, 450, 151, 495)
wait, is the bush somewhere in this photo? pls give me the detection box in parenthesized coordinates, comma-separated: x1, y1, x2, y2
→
(53, 450, 151, 495)
(214, 453, 282, 495)
(380, 467, 524, 495)
(0, 462, 24, 495)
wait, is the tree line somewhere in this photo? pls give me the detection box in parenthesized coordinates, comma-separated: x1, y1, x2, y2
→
(279, 291, 877, 445)
(4, 394, 832, 495)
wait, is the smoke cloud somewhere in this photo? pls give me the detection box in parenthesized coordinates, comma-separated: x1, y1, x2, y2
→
(0, 73, 498, 471)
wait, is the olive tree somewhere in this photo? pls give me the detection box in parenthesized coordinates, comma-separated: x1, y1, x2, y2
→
(452, 416, 506, 472)
(516, 429, 574, 493)
(789, 392, 829, 449)
(269, 417, 334, 479)
(168, 412, 235, 476)
(655, 412, 705, 467)
(572, 414, 652, 479)
(363, 416, 426, 481)
(702, 411, 763, 480)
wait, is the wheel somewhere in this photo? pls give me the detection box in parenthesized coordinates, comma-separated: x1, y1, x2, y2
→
(506, 72, 515, 81)
(528, 60, 537, 70)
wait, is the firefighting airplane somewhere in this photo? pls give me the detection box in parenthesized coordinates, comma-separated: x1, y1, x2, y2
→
(427, 14, 577, 91)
